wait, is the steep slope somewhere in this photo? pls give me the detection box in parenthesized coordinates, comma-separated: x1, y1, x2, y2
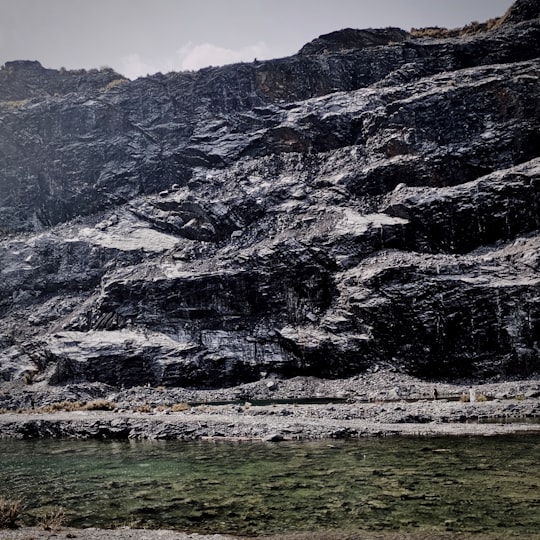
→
(0, 0, 539, 388)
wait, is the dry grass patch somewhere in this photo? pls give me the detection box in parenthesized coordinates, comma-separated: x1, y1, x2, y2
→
(171, 402, 190, 412)
(39, 401, 85, 413)
(103, 78, 128, 91)
(83, 399, 116, 411)
(410, 17, 501, 39)
(0, 99, 30, 109)
(1, 400, 117, 414)
(0, 497, 21, 529)
(38, 506, 65, 531)
(134, 404, 153, 413)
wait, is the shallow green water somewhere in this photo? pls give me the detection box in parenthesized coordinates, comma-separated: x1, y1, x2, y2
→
(1, 436, 539, 536)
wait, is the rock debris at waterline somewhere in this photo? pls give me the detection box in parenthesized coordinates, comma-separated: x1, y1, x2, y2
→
(1, 373, 539, 440)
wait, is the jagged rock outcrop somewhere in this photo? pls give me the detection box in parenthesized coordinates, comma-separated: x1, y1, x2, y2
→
(0, 0, 539, 388)
(298, 28, 409, 55)
(500, 0, 540, 25)
(0, 60, 126, 101)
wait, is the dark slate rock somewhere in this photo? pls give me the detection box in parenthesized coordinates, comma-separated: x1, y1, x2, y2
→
(0, 1, 539, 387)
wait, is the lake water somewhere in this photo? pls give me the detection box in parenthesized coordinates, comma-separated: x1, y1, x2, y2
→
(1, 436, 539, 536)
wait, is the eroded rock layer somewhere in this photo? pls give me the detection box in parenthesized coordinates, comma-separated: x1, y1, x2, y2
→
(1, 0, 539, 387)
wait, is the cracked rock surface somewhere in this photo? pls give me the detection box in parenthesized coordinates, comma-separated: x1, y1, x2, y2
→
(0, 0, 539, 393)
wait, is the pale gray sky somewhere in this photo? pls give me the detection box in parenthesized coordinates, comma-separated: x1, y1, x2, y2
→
(0, 0, 515, 79)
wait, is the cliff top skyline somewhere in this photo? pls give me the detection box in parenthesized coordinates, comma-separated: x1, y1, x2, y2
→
(1, 0, 514, 79)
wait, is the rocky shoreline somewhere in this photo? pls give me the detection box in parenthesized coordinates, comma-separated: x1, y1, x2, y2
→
(1, 372, 539, 440)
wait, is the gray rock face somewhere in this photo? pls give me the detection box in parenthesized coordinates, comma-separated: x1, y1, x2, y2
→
(0, 1, 539, 388)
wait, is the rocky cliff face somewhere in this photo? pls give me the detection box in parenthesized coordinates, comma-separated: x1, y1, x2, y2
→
(1, 0, 539, 388)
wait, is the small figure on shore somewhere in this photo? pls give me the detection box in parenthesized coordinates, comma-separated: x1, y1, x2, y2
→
(469, 387, 476, 403)
(433, 387, 438, 400)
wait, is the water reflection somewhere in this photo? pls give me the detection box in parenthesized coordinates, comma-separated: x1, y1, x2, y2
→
(1, 436, 539, 536)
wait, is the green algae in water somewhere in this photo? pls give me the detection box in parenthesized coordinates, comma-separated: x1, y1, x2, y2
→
(1, 436, 539, 536)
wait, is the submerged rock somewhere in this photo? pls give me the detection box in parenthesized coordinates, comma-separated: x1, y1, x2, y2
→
(0, 1, 539, 389)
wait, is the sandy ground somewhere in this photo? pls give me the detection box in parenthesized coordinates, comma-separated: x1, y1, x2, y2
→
(1, 527, 539, 540)
(0, 528, 234, 540)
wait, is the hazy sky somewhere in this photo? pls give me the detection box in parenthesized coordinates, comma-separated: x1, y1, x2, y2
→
(0, 0, 515, 79)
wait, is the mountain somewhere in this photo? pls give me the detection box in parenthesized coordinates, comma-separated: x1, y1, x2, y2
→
(0, 0, 538, 389)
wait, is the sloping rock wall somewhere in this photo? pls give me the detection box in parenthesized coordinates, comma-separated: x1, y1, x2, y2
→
(0, 0, 538, 387)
